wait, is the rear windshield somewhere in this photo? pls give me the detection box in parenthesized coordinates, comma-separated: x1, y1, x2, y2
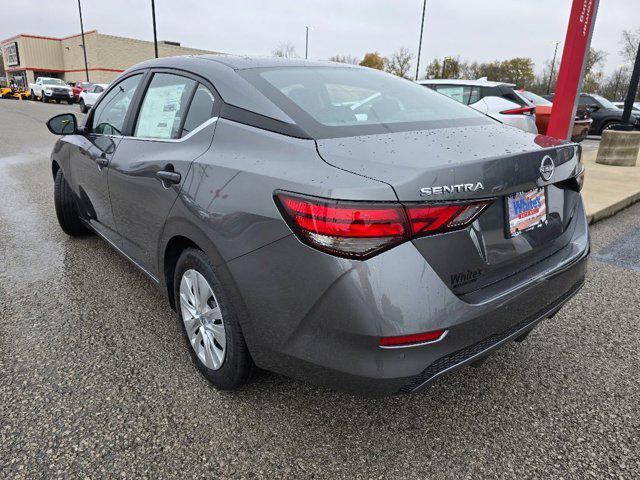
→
(520, 90, 552, 106)
(239, 67, 491, 138)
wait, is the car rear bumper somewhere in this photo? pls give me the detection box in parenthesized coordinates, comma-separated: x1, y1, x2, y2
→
(227, 199, 589, 396)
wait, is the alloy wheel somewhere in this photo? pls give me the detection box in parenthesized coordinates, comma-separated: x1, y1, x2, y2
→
(179, 269, 226, 370)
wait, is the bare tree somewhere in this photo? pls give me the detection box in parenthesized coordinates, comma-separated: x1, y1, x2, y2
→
(329, 54, 359, 65)
(385, 47, 413, 79)
(620, 28, 640, 64)
(272, 42, 298, 59)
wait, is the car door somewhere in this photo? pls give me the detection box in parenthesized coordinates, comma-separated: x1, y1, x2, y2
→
(67, 73, 144, 241)
(88, 85, 104, 105)
(108, 70, 220, 277)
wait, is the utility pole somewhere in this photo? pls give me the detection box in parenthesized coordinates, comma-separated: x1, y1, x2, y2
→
(415, 0, 427, 80)
(546, 41, 560, 94)
(305, 26, 310, 59)
(151, 0, 159, 58)
(77, 0, 89, 82)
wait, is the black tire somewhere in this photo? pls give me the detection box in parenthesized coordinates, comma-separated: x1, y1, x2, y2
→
(30, 90, 36, 101)
(41, 93, 47, 103)
(174, 248, 254, 390)
(80, 99, 88, 114)
(599, 120, 618, 135)
(54, 169, 91, 236)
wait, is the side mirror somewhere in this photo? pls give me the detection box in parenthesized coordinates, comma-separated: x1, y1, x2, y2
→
(47, 113, 78, 135)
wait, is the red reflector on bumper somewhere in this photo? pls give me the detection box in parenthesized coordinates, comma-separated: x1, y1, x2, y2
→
(379, 329, 447, 347)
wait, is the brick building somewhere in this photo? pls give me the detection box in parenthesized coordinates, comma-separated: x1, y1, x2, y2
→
(0, 30, 218, 87)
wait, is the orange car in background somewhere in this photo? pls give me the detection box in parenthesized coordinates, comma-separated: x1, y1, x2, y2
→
(517, 90, 592, 142)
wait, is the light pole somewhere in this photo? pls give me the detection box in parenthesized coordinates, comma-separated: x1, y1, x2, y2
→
(415, 0, 427, 80)
(77, 0, 89, 82)
(305, 26, 310, 59)
(546, 41, 561, 94)
(151, 0, 159, 58)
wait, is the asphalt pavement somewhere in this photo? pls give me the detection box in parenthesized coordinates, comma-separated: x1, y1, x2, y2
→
(1, 99, 639, 479)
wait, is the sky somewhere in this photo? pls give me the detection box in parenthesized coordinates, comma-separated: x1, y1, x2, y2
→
(1, 0, 637, 76)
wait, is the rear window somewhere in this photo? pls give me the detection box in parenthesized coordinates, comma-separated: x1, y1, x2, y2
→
(239, 67, 490, 139)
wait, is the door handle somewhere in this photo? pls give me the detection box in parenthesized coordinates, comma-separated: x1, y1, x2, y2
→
(156, 170, 181, 185)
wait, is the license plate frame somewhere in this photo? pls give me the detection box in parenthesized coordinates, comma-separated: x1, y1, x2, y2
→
(505, 187, 548, 238)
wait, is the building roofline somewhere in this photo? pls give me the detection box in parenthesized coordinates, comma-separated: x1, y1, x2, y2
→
(1, 30, 98, 44)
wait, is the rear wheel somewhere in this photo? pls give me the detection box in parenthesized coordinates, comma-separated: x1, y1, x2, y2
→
(174, 248, 254, 390)
(54, 169, 91, 236)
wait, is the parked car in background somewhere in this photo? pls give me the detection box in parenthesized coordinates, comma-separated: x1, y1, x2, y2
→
(545, 93, 640, 134)
(46, 56, 588, 395)
(613, 101, 640, 112)
(79, 83, 109, 113)
(517, 90, 592, 142)
(29, 77, 74, 104)
(70, 81, 93, 103)
(418, 78, 538, 134)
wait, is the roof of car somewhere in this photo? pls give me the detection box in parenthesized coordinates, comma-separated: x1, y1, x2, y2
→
(120, 55, 363, 126)
(133, 54, 358, 71)
(417, 78, 515, 88)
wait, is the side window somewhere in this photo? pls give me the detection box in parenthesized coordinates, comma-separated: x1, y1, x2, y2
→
(134, 73, 196, 139)
(180, 84, 216, 137)
(91, 74, 143, 135)
(468, 87, 481, 105)
(435, 85, 465, 103)
(579, 95, 594, 106)
(95, 86, 104, 93)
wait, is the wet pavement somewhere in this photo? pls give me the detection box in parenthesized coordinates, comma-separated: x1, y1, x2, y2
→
(1, 100, 639, 479)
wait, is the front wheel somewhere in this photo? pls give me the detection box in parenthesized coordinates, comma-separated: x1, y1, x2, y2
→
(600, 120, 618, 135)
(54, 169, 91, 236)
(79, 99, 88, 113)
(41, 93, 47, 103)
(174, 248, 254, 390)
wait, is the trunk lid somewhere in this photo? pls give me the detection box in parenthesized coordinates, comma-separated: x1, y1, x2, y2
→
(316, 124, 583, 294)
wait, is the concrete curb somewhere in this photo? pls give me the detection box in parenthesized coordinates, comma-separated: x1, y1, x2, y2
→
(587, 191, 640, 224)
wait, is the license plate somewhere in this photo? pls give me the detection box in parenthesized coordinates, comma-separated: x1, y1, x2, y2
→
(506, 188, 547, 237)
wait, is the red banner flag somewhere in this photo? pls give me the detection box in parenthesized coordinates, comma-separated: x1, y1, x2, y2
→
(547, 0, 600, 140)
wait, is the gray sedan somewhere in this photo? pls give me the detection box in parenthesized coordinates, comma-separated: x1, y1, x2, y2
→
(46, 55, 589, 396)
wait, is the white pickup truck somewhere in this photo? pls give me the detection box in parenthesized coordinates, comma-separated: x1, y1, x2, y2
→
(29, 77, 74, 104)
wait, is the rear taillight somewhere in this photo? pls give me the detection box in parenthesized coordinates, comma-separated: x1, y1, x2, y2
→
(275, 192, 492, 259)
(500, 106, 536, 116)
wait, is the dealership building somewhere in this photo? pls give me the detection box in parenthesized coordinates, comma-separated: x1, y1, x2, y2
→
(1, 30, 217, 87)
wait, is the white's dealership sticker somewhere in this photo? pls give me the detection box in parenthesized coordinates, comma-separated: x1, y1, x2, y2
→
(507, 188, 547, 237)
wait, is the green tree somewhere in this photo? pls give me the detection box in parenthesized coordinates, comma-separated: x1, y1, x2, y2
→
(582, 48, 607, 93)
(385, 47, 413, 78)
(359, 52, 386, 70)
(424, 58, 442, 79)
(424, 56, 461, 79)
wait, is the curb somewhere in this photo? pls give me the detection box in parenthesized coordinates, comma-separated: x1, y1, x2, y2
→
(587, 191, 640, 224)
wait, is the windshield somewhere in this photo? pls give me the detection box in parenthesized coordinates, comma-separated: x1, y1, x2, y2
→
(42, 78, 65, 86)
(521, 90, 552, 106)
(591, 94, 618, 110)
(240, 66, 490, 138)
